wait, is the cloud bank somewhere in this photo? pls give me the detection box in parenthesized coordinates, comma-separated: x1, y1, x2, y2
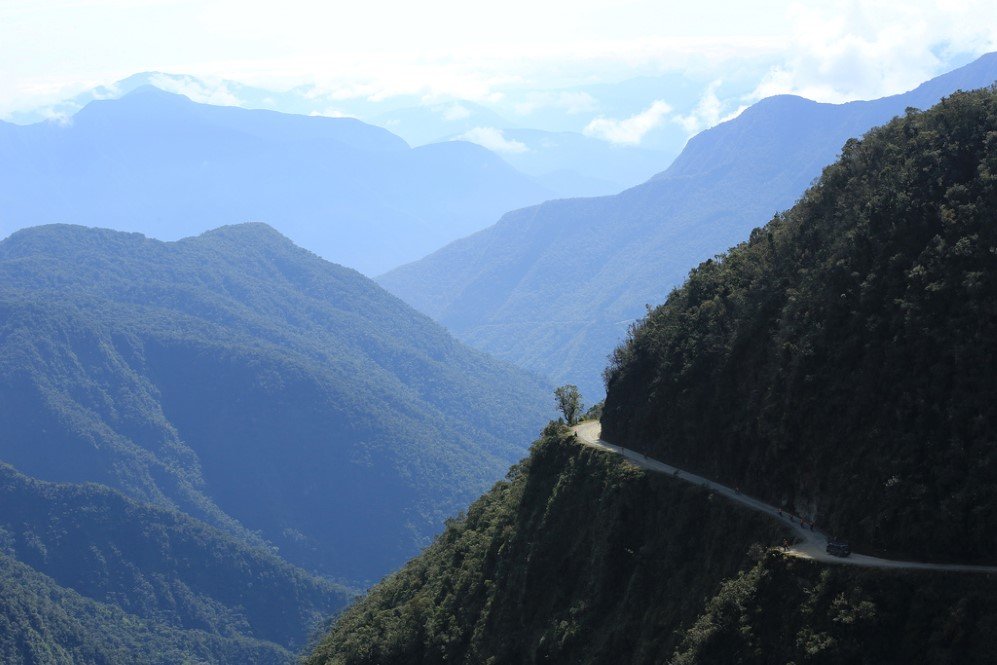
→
(1, 0, 995, 128)
(147, 74, 243, 107)
(455, 127, 529, 153)
(583, 100, 672, 145)
(748, 0, 997, 103)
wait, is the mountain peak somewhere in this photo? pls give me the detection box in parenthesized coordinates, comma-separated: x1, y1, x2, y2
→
(188, 222, 305, 256)
(71, 84, 200, 125)
(196, 221, 287, 242)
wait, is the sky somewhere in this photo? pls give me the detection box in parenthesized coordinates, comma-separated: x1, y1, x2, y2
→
(2, 0, 997, 138)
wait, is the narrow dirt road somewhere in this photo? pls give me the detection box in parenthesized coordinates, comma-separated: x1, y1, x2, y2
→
(573, 421, 997, 574)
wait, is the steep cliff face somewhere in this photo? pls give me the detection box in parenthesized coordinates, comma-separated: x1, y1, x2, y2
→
(306, 428, 786, 665)
(602, 88, 997, 563)
(307, 430, 997, 665)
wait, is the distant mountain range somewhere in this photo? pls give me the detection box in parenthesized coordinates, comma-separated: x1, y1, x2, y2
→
(6, 69, 751, 200)
(373, 104, 676, 195)
(378, 52, 997, 400)
(0, 223, 551, 587)
(0, 87, 554, 275)
(6, 69, 722, 145)
(448, 127, 673, 197)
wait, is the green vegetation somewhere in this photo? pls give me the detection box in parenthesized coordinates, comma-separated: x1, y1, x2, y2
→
(603, 87, 997, 562)
(0, 551, 291, 665)
(582, 401, 604, 421)
(0, 462, 347, 650)
(306, 428, 785, 664)
(671, 556, 997, 665)
(553, 384, 583, 424)
(0, 222, 550, 583)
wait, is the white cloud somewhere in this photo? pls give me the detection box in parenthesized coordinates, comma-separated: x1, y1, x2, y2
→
(442, 104, 471, 121)
(147, 73, 243, 106)
(39, 106, 76, 126)
(747, 0, 997, 103)
(583, 100, 672, 145)
(454, 126, 529, 153)
(672, 80, 747, 135)
(673, 81, 722, 134)
(90, 81, 121, 100)
(1, 0, 995, 122)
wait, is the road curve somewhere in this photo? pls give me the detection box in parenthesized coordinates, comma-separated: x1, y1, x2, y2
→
(573, 421, 997, 574)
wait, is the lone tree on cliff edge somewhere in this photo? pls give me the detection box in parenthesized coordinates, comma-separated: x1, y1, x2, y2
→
(554, 385, 583, 425)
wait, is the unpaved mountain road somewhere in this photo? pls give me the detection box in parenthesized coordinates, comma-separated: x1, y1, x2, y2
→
(573, 421, 997, 574)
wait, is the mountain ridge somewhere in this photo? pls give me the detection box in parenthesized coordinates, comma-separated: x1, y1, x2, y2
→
(0, 90, 554, 275)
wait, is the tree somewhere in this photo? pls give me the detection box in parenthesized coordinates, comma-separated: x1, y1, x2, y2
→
(554, 385, 583, 425)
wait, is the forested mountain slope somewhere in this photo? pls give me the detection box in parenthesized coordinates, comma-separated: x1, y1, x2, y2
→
(307, 430, 997, 665)
(0, 463, 346, 650)
(379, 52, 997, 399)
(306, 429, 784, 665)
(0, 550, 292, 665)
(602, 86, 997, 563)
(0, 86, 553, 274)
(0, 223, 550, 583)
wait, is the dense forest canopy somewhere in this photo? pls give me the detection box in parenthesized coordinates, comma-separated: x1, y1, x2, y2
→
(0, 463, 347, 650)
(0, 550, 293, 665)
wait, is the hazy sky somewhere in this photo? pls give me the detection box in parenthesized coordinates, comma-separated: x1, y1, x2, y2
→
(2, 0, 996, 121)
